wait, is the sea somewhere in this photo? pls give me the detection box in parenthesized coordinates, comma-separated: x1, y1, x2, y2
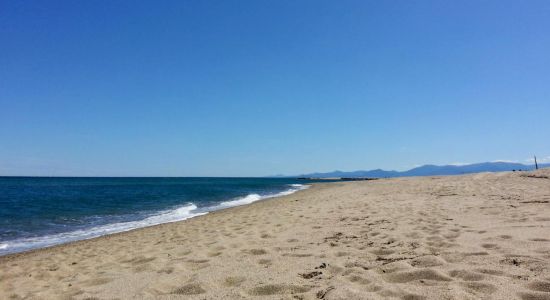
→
(0, 177, 323, 256)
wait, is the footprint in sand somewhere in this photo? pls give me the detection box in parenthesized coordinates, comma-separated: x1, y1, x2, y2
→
(526, 280, 550, 292)
(334, 251, 350, 257)
(123, 256, 156, 265)
(460, 282, 498, 294)
(248, 284, 311, 296)
(409, 255, 446, 267)
(185, 259, 210, 270)
(81, 277, 112, 287)
(224, 276, 246, 287)
(385, 268, 452, 283)
(518, 292, 550, 300)
(156, 266, 174, 274)
(449, 269, 485, 281)
(376, 261, 413, 274)
(481, 243, 499, 249)
(370, 248, 395, 256)
(346, 274, 371, 285)
(243, 249, 267, 255)
(258, 259, 272, 266)
(171, 283, 206, 295)
(402, 294, 427, 300)
(474, 268, 506, 276)
(283, 253, 313, 257)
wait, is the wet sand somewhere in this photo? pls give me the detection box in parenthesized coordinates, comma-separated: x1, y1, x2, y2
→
(1, 169, 550, 299)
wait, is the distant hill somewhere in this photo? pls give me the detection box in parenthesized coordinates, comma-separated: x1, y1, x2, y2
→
(290, 162, 550, 178)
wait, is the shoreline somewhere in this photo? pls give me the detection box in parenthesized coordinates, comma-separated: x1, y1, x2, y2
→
(0, 183, 310, 258)
(2, 170, 550, 299)
(0, 183, 316, 261)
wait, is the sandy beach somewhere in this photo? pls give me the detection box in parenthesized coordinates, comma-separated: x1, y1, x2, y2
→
(1, 169, 550, 299)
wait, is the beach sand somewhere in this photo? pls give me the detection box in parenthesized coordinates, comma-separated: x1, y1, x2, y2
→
(1, 169, 550, 299)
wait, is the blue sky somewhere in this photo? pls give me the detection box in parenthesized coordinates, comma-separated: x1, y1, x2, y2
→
(1, 1, 549, 176)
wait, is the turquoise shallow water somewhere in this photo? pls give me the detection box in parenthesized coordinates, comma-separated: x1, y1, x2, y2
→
(0, 177, 320, 255)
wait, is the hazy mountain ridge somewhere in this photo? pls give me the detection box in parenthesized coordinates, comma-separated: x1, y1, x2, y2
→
(292, 162, 550, 178)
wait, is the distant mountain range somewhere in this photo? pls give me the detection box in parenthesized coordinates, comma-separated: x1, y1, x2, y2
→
(288, 162, 550, 178)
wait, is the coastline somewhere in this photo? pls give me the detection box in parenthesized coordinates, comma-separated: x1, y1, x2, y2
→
(0, 181, 310, 256)
(0, 184, 314, 261)
(2, 170, 550, 299)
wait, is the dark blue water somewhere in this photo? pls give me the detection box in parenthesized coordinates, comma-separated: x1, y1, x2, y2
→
(0, 177, 316, 255)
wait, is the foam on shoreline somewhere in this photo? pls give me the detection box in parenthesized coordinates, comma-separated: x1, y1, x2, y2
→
(214, 184, 308, 209)
(0, 184, 308, 256)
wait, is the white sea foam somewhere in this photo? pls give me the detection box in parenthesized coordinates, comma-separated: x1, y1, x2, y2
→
(218, 193, 263, 207)
(0, 203, 205, 255)
(0, 184, 309, 255)
(214, 184, 309, 209)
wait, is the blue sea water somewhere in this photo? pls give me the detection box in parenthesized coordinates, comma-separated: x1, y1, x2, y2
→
(0, 177, 318, 256)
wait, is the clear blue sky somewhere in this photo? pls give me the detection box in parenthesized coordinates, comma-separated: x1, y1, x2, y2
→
(1, 1, 549, 176)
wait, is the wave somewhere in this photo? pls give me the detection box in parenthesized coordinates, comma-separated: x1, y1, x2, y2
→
(0, 203, 205, 255)
(0, 184, 309, 255)
(214, 184, 308, 209)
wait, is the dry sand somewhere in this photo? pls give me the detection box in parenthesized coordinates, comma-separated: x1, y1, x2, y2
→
(1, 169, 550, 299)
